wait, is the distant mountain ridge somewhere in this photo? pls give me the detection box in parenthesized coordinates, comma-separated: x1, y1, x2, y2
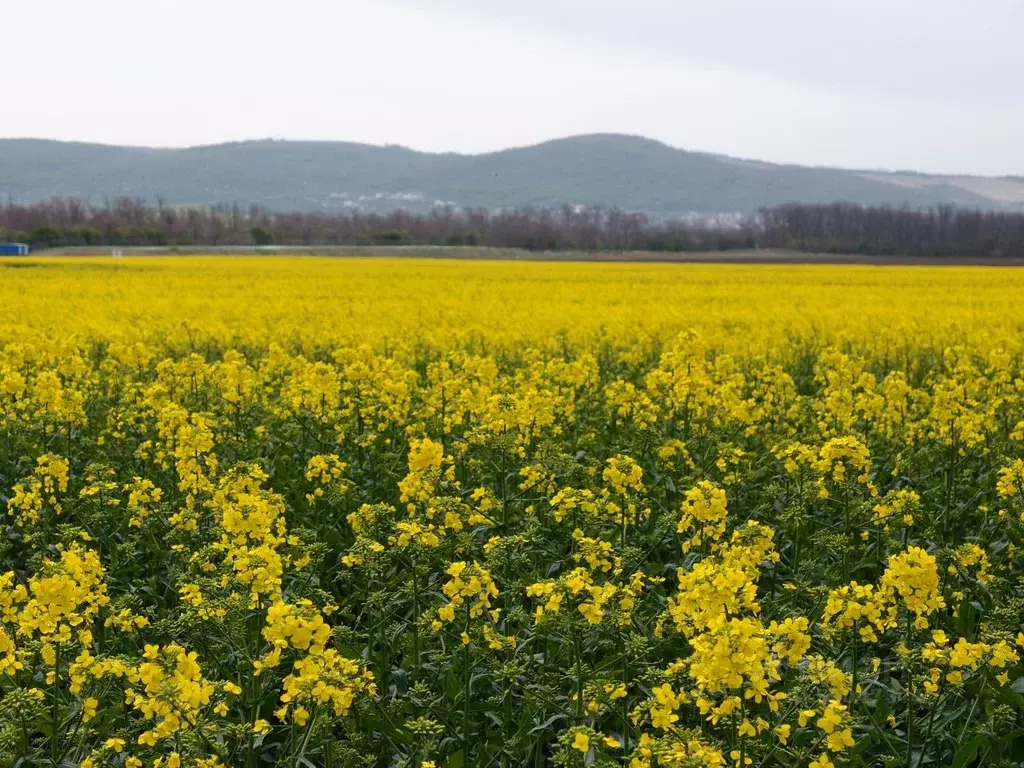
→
(2, 133, 1023, 216)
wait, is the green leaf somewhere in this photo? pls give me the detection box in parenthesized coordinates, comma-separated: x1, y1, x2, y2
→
(530, 713, 568, 734)
(951, 734, 988, 768)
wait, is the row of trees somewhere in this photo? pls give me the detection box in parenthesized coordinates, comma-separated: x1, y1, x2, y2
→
(0, 198, 756, 252)
(760, 203, 1024, 258)
(4, 198, 1024, 258)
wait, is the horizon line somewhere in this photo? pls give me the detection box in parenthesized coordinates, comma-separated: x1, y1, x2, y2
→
(1, 132, 1018, 181)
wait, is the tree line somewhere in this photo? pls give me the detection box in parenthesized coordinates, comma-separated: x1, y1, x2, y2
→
(0, 198, 756, 252)
(760, 203, 1024, 259)
(3, 198, 1024, 258)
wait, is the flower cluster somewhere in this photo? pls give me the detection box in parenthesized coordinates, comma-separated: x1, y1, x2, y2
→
(0, 257, 1023, 767)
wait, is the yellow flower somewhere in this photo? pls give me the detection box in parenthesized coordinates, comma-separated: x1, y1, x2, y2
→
(571, 731, 590, 753)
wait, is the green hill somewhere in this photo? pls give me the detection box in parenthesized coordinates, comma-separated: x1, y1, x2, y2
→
(2, 134, 1021, 215)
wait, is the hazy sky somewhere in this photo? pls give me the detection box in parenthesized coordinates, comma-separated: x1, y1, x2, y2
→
(6, 0, 1023, 175)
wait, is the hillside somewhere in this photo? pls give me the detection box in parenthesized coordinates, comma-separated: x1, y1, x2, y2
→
(2, 134, 1023, 216)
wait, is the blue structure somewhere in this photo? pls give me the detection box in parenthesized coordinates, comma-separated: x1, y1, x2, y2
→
(0, 243, 29, 255)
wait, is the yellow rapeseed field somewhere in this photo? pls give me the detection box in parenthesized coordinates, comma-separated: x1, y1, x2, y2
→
(0, 255, 1022, 768)
(4, 256, 1024, 356)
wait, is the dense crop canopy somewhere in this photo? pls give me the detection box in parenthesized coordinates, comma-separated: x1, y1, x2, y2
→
(0, 256, 1022, 767)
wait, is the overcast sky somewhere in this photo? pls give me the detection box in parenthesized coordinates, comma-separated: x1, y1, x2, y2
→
(6, 0, 1023, 175)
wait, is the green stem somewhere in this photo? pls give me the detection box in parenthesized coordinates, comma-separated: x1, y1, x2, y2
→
(739, 696, 746, 767)
(843, 487, 851, 581)
(920, 691, 945, 767)
(905, 617, 914, 767)
(620, 637, 630, 748)
(850, 626, 859, 709)
(463, 604, 472, 767)
(51, 643, 63, 763)
(411, 557, 421, 671)
(955, 680, 984, 747)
